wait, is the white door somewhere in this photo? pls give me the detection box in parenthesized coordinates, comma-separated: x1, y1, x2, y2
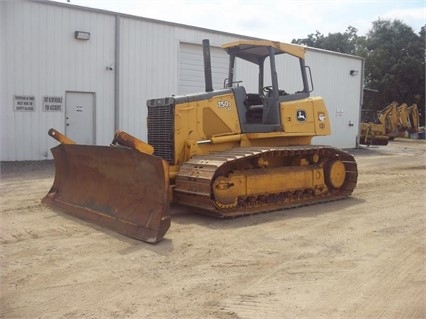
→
(65, 92, 95, 144)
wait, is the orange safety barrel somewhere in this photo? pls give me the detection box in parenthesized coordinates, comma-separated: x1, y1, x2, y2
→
(42, 143, 171, 243)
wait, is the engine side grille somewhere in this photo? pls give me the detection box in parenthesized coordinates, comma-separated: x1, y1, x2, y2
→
(147, 98, 175, 165)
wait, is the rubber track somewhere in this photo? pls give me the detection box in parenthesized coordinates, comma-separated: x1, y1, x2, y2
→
(174, 145, 358, 217)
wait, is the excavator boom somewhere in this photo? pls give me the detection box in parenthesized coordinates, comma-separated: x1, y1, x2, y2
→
(360, 101, 420, 145)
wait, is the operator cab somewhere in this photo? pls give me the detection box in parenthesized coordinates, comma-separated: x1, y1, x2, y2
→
(222, 40, 312, 133)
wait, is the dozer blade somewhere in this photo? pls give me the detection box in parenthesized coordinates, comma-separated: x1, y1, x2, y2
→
(42, 144, 171, 243)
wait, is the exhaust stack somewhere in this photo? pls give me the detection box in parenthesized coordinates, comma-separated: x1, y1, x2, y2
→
(202, 39, 213, 92)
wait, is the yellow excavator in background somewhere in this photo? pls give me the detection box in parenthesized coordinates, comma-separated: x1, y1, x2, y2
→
(360, 102, 420, 146)
(43, 39, 358, 243)
(402, 103, 420, 134)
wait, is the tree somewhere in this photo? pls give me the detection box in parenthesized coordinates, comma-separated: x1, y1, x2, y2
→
(292, 26, 367, 56)
(365, 19, 424, 110)
(292, 19, 425, 125)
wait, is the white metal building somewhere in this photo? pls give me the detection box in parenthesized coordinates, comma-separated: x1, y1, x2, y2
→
(0, 0, 364, 161)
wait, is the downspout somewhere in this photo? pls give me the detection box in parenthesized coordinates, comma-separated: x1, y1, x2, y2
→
(357, 58, 365, 148)
(114, 14, 120, 131)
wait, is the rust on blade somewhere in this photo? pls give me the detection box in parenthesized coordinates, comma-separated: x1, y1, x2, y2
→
(48, 128, 76, 145)
(112, 130, 155, 155)
(42, 144, 171, 243)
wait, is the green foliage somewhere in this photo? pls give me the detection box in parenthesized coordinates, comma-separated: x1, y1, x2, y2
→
(365, 20, 424, 108)
(292, 19, 425, 125)
(292, 26, 367, 56)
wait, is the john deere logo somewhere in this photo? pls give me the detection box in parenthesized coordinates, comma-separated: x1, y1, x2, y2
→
(296, 109, 307, 122)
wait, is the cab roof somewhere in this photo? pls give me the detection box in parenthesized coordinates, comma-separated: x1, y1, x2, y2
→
(222, 40, 305, 64)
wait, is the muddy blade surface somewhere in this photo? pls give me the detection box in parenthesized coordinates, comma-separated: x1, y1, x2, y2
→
(42, 144, 171, 243)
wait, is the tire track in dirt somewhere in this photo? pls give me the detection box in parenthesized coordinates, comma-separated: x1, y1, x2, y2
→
(311, 228, 425, 318)
(1, 140, 425, 319)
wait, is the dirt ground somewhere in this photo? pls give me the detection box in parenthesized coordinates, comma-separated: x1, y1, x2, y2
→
(1, 138, 425, 319)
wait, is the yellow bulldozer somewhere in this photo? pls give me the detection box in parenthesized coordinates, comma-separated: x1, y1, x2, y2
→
(360, 101, 420, 146)
(43, 39, 358, 243)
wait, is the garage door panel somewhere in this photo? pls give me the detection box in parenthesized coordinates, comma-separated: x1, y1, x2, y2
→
(179, 43, 229, 95)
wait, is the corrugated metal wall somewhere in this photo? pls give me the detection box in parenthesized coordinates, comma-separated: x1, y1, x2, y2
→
(118, 22, 244, 140)
(0, 2, 6, 161)
(1, 1, 115, 160)
(0, 0, 362, 161)
(308, 49, 363, 148)
(119, 18, 177, 139)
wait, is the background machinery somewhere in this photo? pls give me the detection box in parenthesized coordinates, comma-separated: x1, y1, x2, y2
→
(43, 39, 358, 243)
(360, 102, 420, 145)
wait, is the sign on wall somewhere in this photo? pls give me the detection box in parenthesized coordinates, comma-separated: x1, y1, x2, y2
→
(14, 95, 35, 111)
(336, 108, 344, 119)
(43, 96, 63, 111)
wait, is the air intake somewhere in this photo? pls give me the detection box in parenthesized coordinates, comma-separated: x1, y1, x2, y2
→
(147, 98, 175, 165)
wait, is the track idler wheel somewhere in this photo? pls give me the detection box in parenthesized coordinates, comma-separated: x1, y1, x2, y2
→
(325, 160, 346, 189)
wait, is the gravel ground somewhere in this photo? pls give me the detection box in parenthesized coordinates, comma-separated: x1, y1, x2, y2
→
(1, 138, 425, 319)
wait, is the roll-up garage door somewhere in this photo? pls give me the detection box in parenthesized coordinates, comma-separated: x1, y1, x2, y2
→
(178, 42, 229, 95)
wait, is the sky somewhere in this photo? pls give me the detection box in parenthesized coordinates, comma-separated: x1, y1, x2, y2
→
(51, 0, 425, 42)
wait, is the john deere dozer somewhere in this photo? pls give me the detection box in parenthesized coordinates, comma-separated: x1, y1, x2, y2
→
(43, 39, 358, 243)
